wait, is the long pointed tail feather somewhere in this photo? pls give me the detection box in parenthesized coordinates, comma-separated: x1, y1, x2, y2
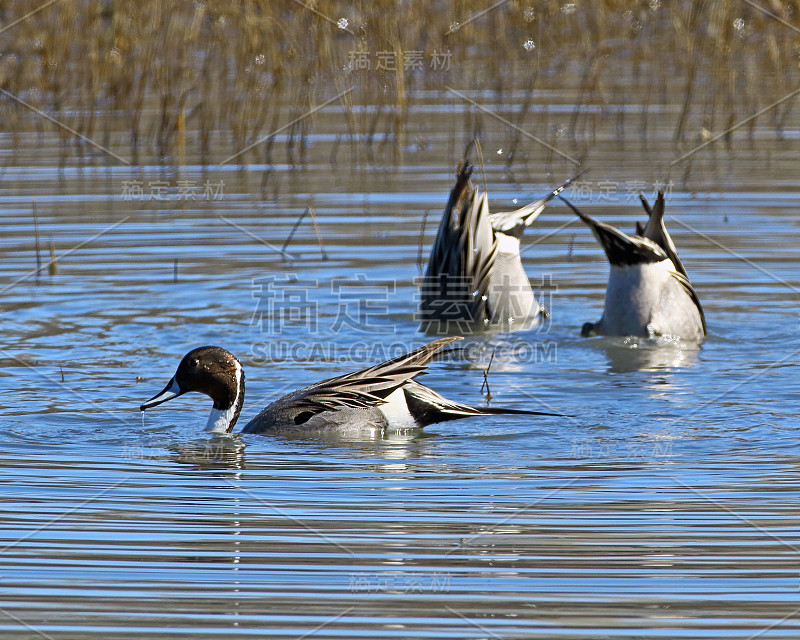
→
(560, 195, 666, 266)
(490, 171, 585, 233)
(403, 381, 563, 427)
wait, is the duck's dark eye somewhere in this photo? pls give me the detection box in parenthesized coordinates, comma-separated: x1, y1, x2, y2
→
(189, 359, 199, 368)
(294, 411, 315, 425)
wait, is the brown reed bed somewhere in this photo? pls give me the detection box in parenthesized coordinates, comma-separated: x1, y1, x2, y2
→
(0, 1, 795, 169)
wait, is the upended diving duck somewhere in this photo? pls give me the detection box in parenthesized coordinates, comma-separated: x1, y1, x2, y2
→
(418, 160, 576, 334)
(140, 337, 558, 434)
(561, 191, 706, 340)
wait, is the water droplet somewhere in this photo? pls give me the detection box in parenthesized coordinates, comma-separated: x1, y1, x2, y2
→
(733, 17, 745, 31)
(254, 54, 265, 65)
(337, 17, 348, 30)
(523, 39, 535, 51)
(562, 2, 576, 15)
(497, 148, 503, 154)
(524, 8, 536, 22)
(449, 21, 460, 32)
(512, 198, 518, 204)
(649, 0, 660, 10)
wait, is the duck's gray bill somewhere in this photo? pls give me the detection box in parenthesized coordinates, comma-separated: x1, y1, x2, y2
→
(140, 377, 182, 411)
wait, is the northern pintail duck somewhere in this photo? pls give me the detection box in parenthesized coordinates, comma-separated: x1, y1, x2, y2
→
(419, 160, 577, 334)
(561, 191, 706, 340)
(140, 337, 557, 433)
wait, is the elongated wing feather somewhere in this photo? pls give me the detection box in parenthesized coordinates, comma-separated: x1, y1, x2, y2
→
(263, 337, 462, 419)
(639, 192, 705, 333)
(669, 268, 707, 334)
(421, 162, 497, 325)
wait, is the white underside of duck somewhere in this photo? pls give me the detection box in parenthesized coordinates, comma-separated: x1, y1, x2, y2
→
(487, 233, 541, 327)
(595, 261, 704, 339)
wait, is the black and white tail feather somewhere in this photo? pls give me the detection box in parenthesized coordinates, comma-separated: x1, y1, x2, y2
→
(561, 191, 706, 339)
(421, 158, 579, 332)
